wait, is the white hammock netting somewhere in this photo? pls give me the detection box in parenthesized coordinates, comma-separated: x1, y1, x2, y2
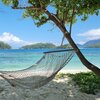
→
(0, 49, 74, 89)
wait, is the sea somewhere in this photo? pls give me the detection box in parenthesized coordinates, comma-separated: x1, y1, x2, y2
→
(0, 48, 100, 71)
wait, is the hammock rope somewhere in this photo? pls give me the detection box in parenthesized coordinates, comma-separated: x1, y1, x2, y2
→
(0, 49, 74, 89)
(2, 0, 77, 89)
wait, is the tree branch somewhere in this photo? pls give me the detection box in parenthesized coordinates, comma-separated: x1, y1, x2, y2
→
(61, 2, 76, 46)
(69, 8, 75, 35)
(36, 18, 50, 27)
(12, 5, 68, 39)
(45, 9, 69, 37)
(39, 0, 43, 8)
(60, 36, 65, 46)
(12, 6, 42, 10)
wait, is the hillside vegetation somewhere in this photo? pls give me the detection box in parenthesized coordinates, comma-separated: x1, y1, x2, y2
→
(21, 43, 73, 49)
(56, 72, 100, 94)
(57, 44, 72, 48)
(0, 41, 11, 49)
(20, 39, 100, 49)
(21, 43, 56, 49)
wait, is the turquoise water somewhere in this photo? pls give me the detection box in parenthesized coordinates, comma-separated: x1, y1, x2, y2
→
(0, 48, 100, 71)
(66, 48, 100, 70)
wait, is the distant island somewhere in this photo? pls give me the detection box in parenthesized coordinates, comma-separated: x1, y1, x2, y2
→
(20, 39, 100, 49)
(20, 43, 73, 49)
(0, 39, 100, 49)
(0, 41, 11, 49)
(20, 43, 56, 49)
(83, 39, 100, 48)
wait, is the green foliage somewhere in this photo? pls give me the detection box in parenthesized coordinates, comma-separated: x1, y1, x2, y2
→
(2, 0, 100, 27)
(1, 0, 12, 5)
(55, 73, 67, 79)
(2, 0, 18, 7)
(68, 72, 100, 94)
(12, 0, 18, 8)
(0, 41, 11, 49)
(28, 0, 50, 8)
(21, 43, 56, 49)
(23, 0, 50, 27)
(25, 0, 100, 24)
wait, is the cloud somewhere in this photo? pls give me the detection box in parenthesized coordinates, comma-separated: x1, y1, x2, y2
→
(78, 41, 86, 45)
(0, 32, 33, 48)
(78, 28, 100, 40)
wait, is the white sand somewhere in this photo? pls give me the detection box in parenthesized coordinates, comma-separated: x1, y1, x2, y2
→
(0, 70, 100, 100)
(59, 69, 91, 74)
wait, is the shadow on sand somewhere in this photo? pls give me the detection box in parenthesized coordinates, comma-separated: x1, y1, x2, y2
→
(0, 75, 99, 100)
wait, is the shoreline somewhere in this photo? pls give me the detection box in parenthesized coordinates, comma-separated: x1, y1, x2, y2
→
(58, 69, 90, 74)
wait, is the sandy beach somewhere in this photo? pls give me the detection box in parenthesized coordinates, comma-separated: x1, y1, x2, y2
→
(0, 70, 100, 100)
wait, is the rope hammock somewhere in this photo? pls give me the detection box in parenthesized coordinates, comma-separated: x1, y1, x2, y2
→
(0, 0, 75, 89)
(0, 49, 74, 89)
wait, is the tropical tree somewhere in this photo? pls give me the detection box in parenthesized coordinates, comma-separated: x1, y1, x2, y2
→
(1, 0, 100, 76)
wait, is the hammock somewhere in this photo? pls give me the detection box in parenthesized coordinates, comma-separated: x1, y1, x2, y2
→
(0, 49, 74, 89)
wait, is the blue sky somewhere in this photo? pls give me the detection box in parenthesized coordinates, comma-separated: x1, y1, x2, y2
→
(0, 2, 100, 48)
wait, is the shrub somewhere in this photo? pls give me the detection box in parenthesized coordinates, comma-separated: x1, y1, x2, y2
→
(68, 72, 100, 94)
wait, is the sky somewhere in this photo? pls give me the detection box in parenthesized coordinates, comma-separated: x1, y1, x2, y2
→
(0, 2, 100, 48)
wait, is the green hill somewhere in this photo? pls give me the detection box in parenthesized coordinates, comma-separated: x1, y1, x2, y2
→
(21, 43, 56, 49)
(21, 43, 73, 49)
(0, 41, 11, 49)
(83, 39, 100, 48)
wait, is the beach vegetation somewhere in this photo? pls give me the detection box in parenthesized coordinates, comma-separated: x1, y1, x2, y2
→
(56, 72, 100, 94)
(1, 0, 100, 76)
(68, 72, 100, 94)
(55, 73, 67, 79)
